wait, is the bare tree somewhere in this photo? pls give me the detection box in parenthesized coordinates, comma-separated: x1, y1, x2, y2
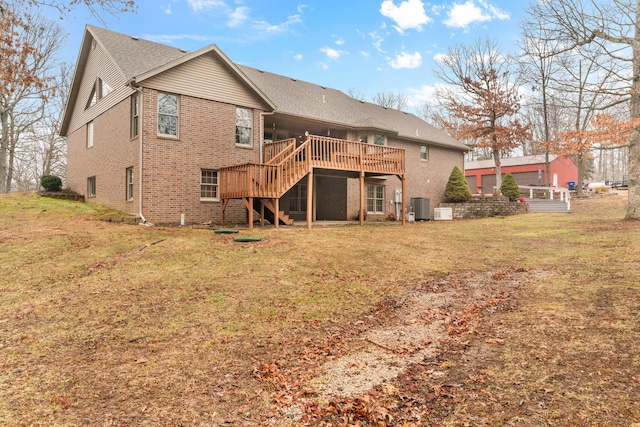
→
(5, 0, 137, 23)
(527, 0, 639, 218)
(0, 7, 66, 193)
(371, 90, 408, 111)
(553, 46, 621, 195)
(434, 37, 530, 189)
(518, 19, 567, 184)
(346, 87, 366, 102)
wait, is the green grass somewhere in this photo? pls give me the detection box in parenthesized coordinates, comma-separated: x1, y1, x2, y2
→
(1, 191, 639, 426)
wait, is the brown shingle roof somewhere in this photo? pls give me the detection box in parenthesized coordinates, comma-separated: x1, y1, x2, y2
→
(238, 66, 467, 150)
(88, 25, 188, 80)
(64, 26, 467, 151)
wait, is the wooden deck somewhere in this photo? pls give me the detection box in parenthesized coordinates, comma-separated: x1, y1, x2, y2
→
(218, 134, 406, 229)
(219, 135, 405, 199)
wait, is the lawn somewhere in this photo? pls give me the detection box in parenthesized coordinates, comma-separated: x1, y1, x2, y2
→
(1, 191, 638, 426)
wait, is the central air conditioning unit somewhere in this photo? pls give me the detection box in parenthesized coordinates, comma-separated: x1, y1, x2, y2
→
(410, 197, 430, 221)
(434, 207, 453, 221)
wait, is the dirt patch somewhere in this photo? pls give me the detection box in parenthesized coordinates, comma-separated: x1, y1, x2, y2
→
(257, 268, 542, 425)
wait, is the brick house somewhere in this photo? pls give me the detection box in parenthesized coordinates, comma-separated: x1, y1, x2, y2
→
(465, 155, 578, 194)
(61, 26, 468, 227)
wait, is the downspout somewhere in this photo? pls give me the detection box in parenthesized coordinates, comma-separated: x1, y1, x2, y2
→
(129, 82, 150, 225)
(259, 111, 275, 163)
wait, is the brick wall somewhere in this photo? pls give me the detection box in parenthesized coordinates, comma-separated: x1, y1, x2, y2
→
(439, 197, 528, 219)
(346, 139, 465, 220)
(67, 89, 262, 226)
(141, 89, 261, 226)
(66, 97, 140, 216)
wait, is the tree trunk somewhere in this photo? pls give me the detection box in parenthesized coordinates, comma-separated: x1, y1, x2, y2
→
(0, 111, 8, 194)
(627, 5, 640, 219)
(493, 149, 502, 193)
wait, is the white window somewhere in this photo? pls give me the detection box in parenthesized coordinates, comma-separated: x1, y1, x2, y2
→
(85, 78, 113, 109)
(87, 176, 96, 197)
(200, 170, 219, 201)
(131, 93, 139, 138)
(289, 183, 307, 213)
(420, 145, 429, 161)
(126, 167, 134, 201)
(86, 121, 94, 148)
(158, 92, 178, 136)
(235, 107, 252, 146)
(367, 184, 384, 214)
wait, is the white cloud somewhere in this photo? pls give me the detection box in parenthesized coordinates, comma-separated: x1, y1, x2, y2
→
(253, 13, 302, 33)
(389, 51, 422, 69)
(160, 4, 172, 14)
(433, 52, 449, 63)
(406, 83, 448, 107)
(369, 31, 386, 54)
(294, 53, 303, 60)
(321, 46, 346, 61)
(228, 6, 249, 27)
(334, 37, 345, 46)
(380, 0, 432, 33)
(187, 0, 226, 12)
(444, 0, 509, 29)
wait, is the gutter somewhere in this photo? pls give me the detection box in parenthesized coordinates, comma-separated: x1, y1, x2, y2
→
(128, 82, 151, 226)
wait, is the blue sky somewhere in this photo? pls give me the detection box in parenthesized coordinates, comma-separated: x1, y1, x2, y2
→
(50, 0, 528, 109)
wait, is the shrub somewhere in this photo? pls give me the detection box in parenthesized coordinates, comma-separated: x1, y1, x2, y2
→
(500, 173, 520, 201)
(40, 175, 63, 192)
(444, 166, 472, 202)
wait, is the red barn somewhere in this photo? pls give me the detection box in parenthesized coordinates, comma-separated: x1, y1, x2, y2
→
(465, 155, 578, 194)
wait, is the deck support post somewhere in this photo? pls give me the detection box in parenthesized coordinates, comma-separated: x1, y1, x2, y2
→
(221, 199, 229, 226)
(242, 197, 254, 230)
(274, 197, 279, 229)
(401, 174, 406, 225)
(306, 171, 313, 229)
(260, 200, 265, 227)
(359, 171, 365, 226)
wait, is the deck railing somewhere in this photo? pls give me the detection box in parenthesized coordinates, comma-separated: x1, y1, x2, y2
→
(264, 138, 297, 164)
(219, 135, 405, 199)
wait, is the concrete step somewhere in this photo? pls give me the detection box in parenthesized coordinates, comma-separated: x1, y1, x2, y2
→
(525, 198, 571, 213)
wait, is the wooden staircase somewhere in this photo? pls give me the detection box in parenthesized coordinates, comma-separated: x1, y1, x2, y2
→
(218, 135, 406, 228)
(254, 199, 294, 225)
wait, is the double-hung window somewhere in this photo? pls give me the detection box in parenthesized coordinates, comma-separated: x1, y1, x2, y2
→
(158, 92, 178, 137)
(131, 93, 139, 138)
(200, 170, 219, 201)
(235, 107, 252, 146)
(87, 176, 96, 197)
(126, 168, 134, 201)
(86, 121, 94, 148)
(367, 184, 384, 214)
(420, 145, 429, 161)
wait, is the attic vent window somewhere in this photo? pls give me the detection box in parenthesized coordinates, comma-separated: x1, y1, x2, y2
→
(85, 77, 114, 109)
(91, 39, 97, 49)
